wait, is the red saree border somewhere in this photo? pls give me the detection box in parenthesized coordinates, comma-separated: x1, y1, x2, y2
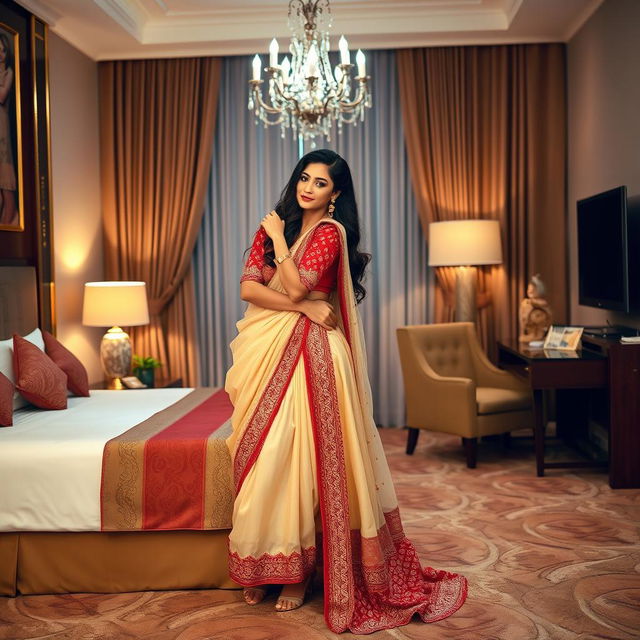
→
(233, 315, 308, 493)
(383, 507, 405, 544)
(349, 536, 468, 634)
(303, 320, 354, 633)
(351, 520, 396, 593)
(228, 544, 317, 587)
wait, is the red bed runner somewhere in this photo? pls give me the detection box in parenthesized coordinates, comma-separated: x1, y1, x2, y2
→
(101, 388, 234, 531)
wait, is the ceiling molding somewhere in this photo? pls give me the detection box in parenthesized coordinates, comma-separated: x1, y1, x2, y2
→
(155, 1, 485, 19)
(144, 10, 510, 47)
(93, 0, 146, 41)
(86, 34, 570, 62)
(139, 2, 510, 34)
(49, 23, 102, 61)
(563, 0, 604, 41)
(19, 0, 603, 62)
(504, 0, 524, 24)
(14, 0, 63, 26)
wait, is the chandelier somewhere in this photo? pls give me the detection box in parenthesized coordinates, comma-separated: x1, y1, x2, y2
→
(248, 0, 372, 144)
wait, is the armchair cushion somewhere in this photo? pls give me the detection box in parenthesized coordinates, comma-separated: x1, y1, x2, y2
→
(476, 387, 531, 415)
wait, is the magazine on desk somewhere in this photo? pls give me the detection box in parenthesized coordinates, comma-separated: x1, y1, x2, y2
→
(543, 325, 584, 350)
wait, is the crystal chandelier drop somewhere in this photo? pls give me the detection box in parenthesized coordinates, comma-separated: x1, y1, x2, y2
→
(248, 0, 372, 145)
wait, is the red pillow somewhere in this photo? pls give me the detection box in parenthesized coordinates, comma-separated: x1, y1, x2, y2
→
(13, 334, 67, 410)
(42, 330, 90, 397)
(0, 371, 13, 426)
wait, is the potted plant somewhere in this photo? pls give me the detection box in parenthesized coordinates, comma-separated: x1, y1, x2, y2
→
(132, 355, 163, 388)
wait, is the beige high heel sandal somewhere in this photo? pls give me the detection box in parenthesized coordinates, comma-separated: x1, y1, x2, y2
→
(243, 585, 267, 605)
(275, 573, 314, 612)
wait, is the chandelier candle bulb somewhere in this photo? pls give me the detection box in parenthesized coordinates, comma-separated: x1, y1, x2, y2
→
(339, 35, 350, 64)
(269, 38, 279, 68)
(356, 49, 366, 77)
(248, 0, 371, 143)
(282, 56, 291, 83)
(252, 55, 262, 81)
(306, 45, 318, 77)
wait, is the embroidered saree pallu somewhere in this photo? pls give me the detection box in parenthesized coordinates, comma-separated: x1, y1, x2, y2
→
(101, 388, 234, 531)
(225, 220, 467, 634)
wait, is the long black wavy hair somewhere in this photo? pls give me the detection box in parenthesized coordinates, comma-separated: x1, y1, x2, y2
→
(262, 149, 371, 303)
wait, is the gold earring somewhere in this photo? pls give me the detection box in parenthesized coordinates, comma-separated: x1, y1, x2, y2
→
(328, 197, 336, 217)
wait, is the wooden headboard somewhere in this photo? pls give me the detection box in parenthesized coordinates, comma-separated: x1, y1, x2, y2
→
(0, 267, 39, 340)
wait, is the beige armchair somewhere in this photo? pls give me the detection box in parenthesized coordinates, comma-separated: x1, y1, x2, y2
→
(396, 322, 532, 468)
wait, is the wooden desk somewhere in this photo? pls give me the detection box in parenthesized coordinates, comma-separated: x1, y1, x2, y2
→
(497, 341, 608, 477)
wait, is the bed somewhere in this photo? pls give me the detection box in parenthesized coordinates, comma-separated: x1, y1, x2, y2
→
(0, 266, 237, 596)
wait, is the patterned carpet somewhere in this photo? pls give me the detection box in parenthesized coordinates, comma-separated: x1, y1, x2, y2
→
(1, 428, 639, 639)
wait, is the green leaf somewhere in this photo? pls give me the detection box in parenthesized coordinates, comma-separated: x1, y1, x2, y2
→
(132, 354, 163, 369)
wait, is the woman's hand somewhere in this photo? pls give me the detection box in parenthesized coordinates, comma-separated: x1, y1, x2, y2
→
(260, 210, 285, 240)
(299, 299, 337, 331)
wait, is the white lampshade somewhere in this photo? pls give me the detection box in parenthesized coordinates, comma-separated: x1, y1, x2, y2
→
(82, 282, 150, 327)
(428, 220, 503, 267)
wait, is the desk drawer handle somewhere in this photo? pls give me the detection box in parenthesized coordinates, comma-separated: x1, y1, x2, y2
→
(524, 366, 530, 372)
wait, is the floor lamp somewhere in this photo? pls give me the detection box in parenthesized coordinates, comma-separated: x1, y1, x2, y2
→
(428, 220, 503, 322)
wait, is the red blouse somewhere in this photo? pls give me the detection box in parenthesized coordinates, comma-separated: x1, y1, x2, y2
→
(240, 222, 340, 294)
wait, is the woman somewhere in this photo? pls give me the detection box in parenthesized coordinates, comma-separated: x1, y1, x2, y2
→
(225, 149, 467, 634)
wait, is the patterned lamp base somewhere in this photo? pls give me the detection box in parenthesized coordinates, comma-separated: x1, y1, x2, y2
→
(100, 326, 132, 389)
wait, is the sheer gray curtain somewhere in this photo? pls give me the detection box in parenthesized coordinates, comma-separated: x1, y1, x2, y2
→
(193, 55, 298, 388)
(193, 50, 430, 426)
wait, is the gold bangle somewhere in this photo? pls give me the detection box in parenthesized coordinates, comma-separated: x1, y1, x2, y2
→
(275, 252, 291, 264)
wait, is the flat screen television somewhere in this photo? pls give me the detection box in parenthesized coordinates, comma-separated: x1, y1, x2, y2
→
(577, 186, 629, 312)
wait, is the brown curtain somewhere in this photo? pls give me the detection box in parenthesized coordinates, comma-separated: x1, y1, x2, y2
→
(397, 45, 567, 351)
(99, 57, 221, 386)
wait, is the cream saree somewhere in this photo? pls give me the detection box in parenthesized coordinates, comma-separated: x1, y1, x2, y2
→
(225, 219, 467, 634)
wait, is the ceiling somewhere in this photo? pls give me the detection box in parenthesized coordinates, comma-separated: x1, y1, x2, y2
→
(17, 0, 604, 61)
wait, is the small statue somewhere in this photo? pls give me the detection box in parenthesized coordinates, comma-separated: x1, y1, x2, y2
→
(519, 274, 552, 343)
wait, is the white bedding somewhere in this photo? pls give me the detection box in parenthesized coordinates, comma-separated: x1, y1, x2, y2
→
(0, 389, 193, 532)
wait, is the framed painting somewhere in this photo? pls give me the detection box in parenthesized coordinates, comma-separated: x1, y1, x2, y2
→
(0, 0, 54, 334)
(0, 21, 22, 232)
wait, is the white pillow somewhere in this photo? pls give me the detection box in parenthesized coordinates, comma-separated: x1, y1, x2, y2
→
(0, 328, 45, 410)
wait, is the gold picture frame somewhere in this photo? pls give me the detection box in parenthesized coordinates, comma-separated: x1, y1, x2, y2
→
(0, 22, 23, 232)
(543, 325, 584, 351)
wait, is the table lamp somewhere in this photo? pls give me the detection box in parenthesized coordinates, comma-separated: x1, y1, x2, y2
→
(82, 281, 150, 389)
(428, 220, 503, 322)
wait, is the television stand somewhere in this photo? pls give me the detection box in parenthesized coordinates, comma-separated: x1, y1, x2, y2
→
(582, 325, 637, 338)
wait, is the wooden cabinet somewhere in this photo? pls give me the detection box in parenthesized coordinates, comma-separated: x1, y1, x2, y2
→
(584, 337, 640, 489)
